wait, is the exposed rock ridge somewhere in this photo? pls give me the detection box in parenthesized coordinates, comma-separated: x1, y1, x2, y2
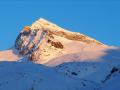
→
(31, 18, 104, 45)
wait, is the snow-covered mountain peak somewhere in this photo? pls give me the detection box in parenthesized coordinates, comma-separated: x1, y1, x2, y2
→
(14, 18, 108, 65)
(31, 18, 64, 30)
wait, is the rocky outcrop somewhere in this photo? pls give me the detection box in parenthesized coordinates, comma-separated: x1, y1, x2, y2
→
(102, 66, 120, 83)
(47, 39, 64, 49)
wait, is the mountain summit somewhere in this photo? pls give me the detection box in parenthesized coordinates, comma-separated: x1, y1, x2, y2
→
(14, 18, 108, 66)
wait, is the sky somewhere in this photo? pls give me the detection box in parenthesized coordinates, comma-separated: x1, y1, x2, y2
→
(0, 0, 120, 50)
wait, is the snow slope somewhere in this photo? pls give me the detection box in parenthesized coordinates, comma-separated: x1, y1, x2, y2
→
(0, 49, 20, 61)
(101, 67, 120, 90)
(0, 61, 99, 90)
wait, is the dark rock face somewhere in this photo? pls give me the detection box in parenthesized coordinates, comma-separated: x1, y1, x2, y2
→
(71, 72, 78, 76)
(22, 30, 31, 36)
(111, 67, 119, 74)
(102, 66, 120, 83)
(47, 39, 63, 49)
(51, 41, 63, 49)
(15, 27, 39, 55)
(29, 53, 38, 62)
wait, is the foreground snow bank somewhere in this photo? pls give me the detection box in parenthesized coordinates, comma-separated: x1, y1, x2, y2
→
(0, 61, 98, 90)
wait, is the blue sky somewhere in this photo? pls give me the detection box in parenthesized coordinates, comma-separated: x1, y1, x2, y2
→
(0, 0, 120, 50)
